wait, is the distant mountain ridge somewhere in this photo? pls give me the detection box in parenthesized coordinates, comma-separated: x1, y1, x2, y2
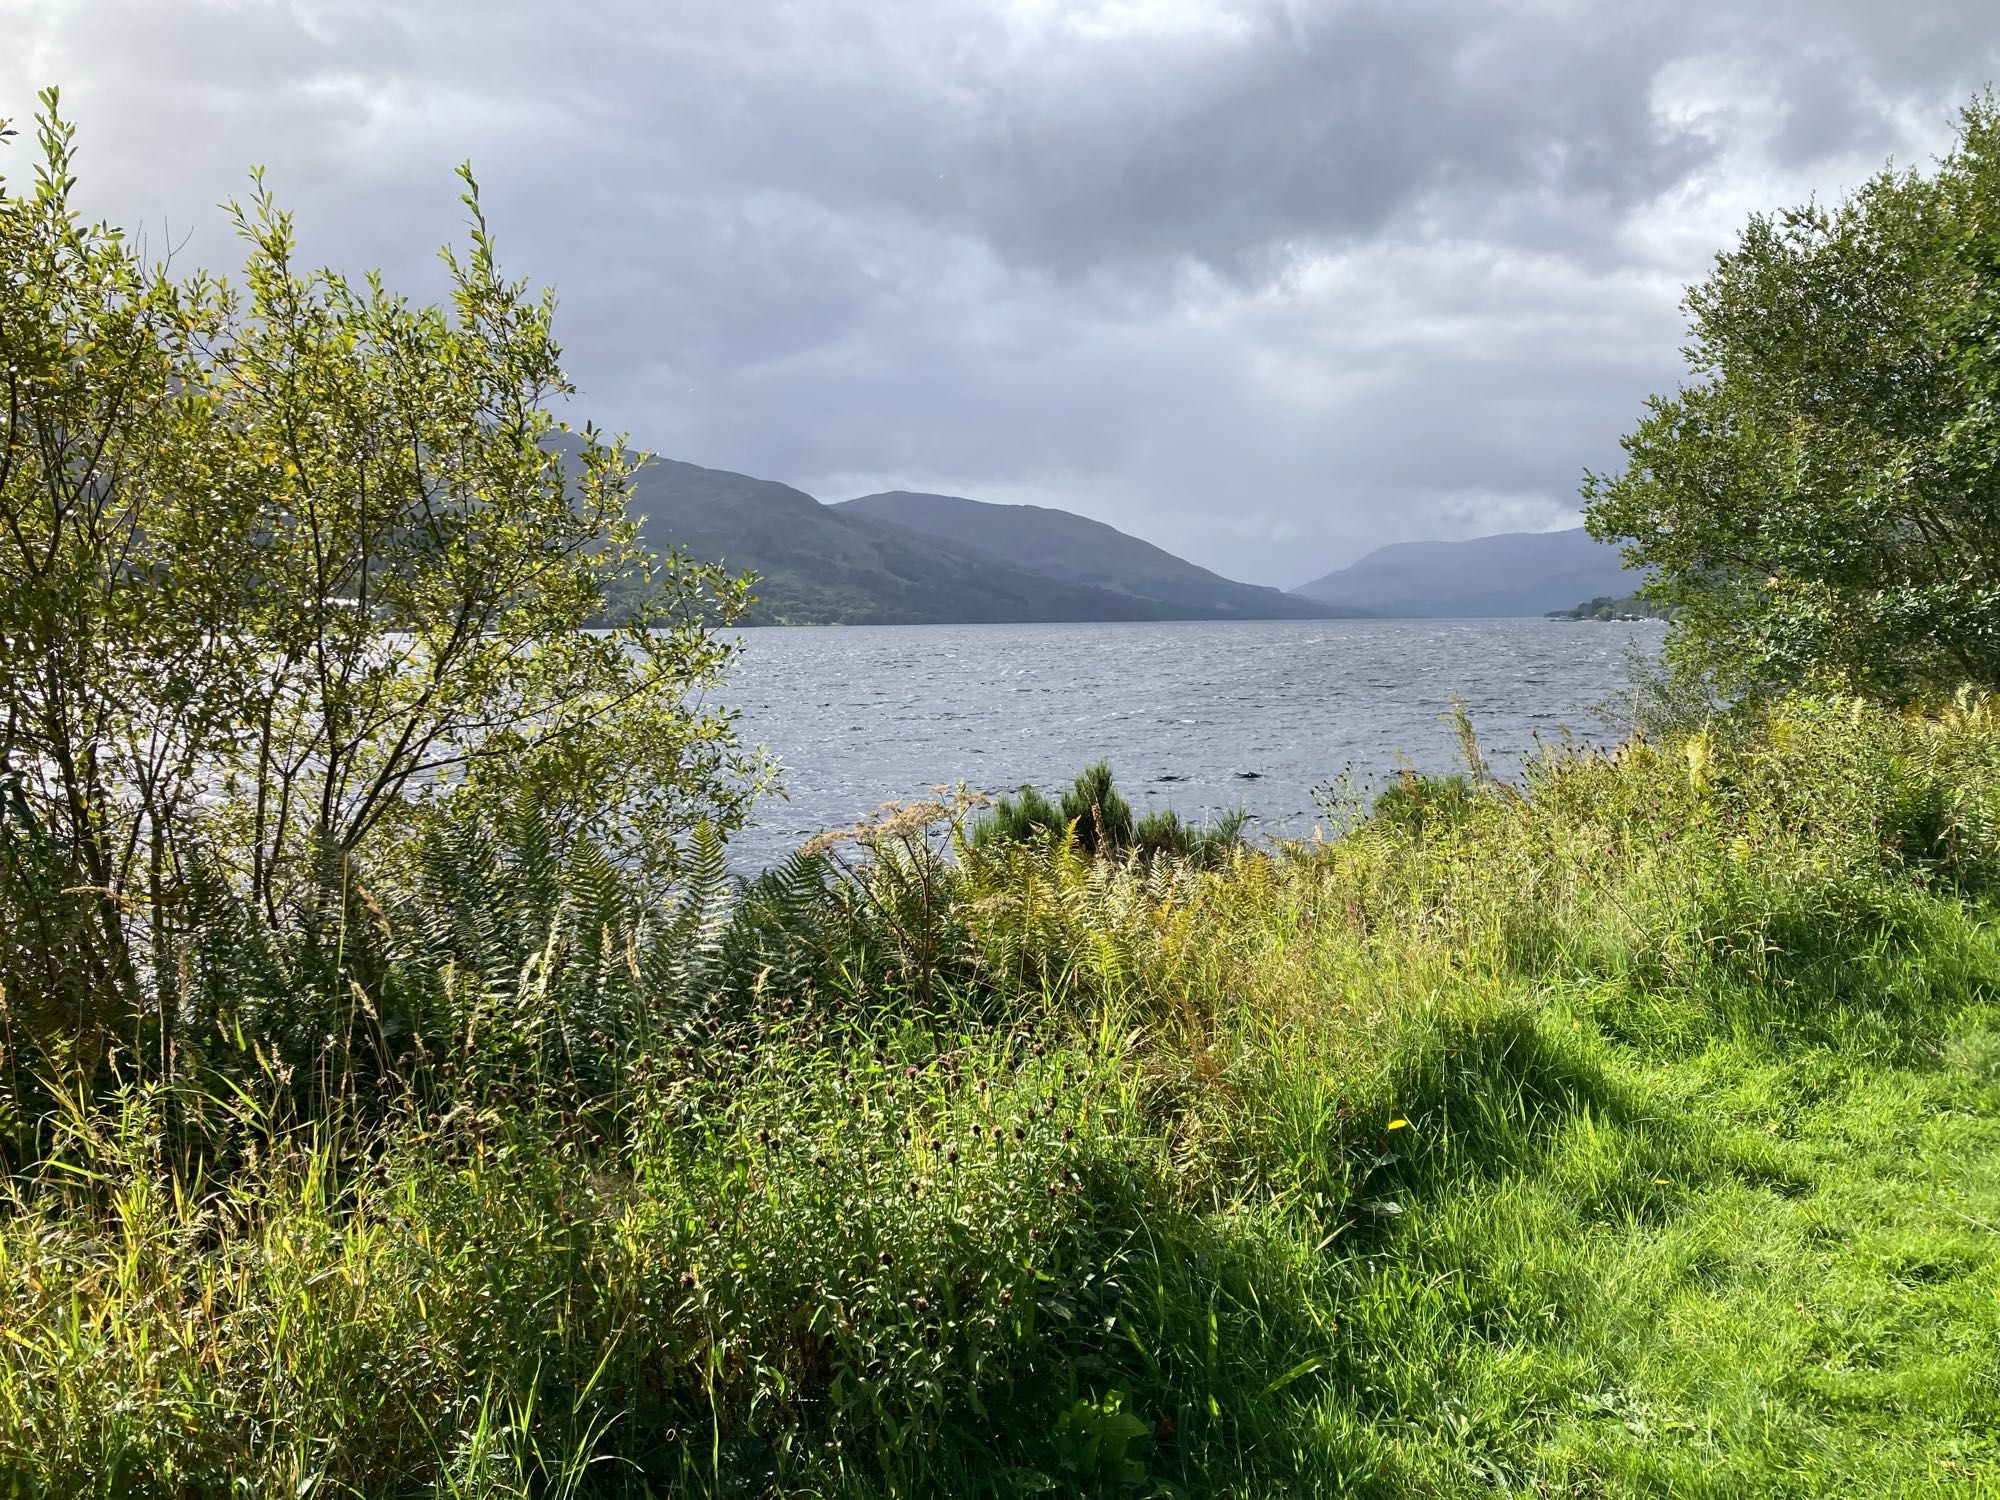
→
(622, 458, 1162, 625)
(618, 458, 1355, 625)
(1290, 528, 1637, 618)
(835, 490, 1344, 621)
(604, 443, 1628, 624)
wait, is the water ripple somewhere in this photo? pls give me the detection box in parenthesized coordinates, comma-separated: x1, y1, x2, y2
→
(723, 618, 1664, 868)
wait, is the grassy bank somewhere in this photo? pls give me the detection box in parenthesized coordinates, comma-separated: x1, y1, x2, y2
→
(5, 695, 2000, 1496)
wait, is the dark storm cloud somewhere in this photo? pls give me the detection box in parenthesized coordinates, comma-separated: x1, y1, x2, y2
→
(5, 0, 1998, 582)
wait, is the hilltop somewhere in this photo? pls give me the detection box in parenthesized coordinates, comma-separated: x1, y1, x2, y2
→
(610, 457, 1364, 625)
(835, 489, 1344, 621)
(1292, 527, 1635, 617)
(619, 458, 1174, 625)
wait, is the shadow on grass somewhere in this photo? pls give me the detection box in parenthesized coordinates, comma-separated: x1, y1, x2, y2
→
(1512, 880, 2000, 1066)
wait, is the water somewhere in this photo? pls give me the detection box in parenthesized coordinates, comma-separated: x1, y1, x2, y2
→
(725, 618, 1666, 869)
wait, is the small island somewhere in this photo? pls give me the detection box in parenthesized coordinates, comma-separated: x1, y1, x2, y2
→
(1548, 592, 1672, 621)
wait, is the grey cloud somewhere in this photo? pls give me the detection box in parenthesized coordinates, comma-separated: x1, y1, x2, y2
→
(3, 0, 1997, 584)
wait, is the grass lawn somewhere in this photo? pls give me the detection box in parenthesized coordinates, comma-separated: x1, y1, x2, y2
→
(1296, 985, 2000, 1495)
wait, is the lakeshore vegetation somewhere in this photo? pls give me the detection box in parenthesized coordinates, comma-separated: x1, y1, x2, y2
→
(5, 92, 2000, 1499)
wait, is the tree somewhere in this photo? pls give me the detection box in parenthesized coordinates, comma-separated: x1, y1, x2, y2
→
(0, 92, 763, 1080)
(1584, 93, 2000, 701)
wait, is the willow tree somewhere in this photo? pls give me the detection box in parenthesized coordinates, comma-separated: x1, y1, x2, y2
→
(1585, 94, 2000, 700)
(0, 92, 761, 1079)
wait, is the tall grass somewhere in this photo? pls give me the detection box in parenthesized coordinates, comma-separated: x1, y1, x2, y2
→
(4, 694, 2000, 1495)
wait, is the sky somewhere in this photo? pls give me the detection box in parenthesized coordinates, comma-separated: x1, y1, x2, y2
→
(4, 1, 1997, 586)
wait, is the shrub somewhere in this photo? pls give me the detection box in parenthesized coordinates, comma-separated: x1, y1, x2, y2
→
(973, 762, 1245, 869)
(1585, 92, 2000, 700)
(1368, 770, 1476, 839)
(0, 95, 764, 1137)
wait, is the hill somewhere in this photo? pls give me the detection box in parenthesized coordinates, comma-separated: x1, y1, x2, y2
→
(834, 490, 1350, 620)
(621, 459, 1192, 625)
(1291, 527, 1635, 617)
